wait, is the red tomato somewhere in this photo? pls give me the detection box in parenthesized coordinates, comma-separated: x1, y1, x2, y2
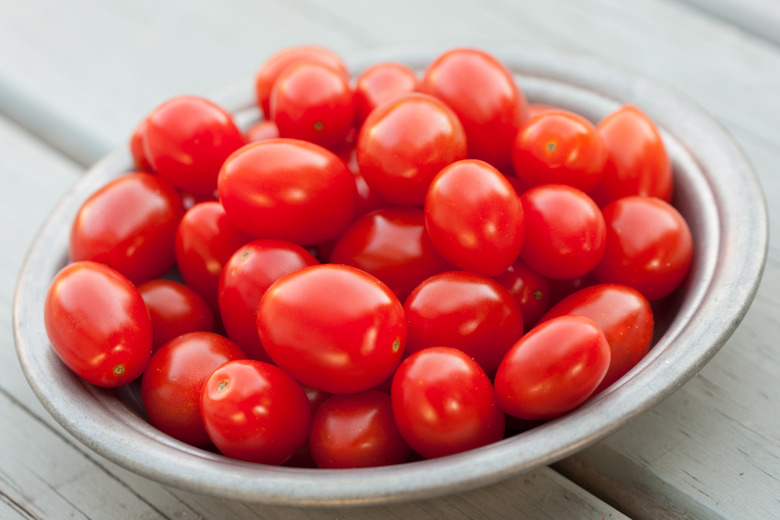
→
(44, 261, 152, 387)
(419, 48, 528, 171)
(354, 62, 418, 124)
(519, 184, 606, 280)
(353, 168, 390, 217)
(201, 359, 311, 465)
(138, 279, 216, 352)
(391, 346, 505, 459)
(255, 45, 349, 120)
(425, 159, 525, 276)
(175, 201, 252, 310)
(526, 103, 561, 118)
(144, 96, 245, 196)
(594, 196, 693, 301)
(539, 283, 653, 393)
(129, 117, 153, 171)
(330, 208, 453, 302)
(356, 92, 467, 206)
(140, 332, 245, 446)
(493, 259, 551, 330)
(589, 105, 673, 207)
(218, 139, 358, 245)
(257, 264, 406, 394)
(404, 271, 523, 374)
(69, 172, 185, 284)
(244, 119, 279, 143)
(218, 239, 319, 361)
(512, 110, 606, 192)
(271, 61, 356, 150)
(309, 390, 410, 468)
(495, 315, 611, 420)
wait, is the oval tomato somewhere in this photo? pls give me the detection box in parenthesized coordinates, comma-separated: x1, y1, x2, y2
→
(353, 62, 418, 125)
(493, 259, 551, 330)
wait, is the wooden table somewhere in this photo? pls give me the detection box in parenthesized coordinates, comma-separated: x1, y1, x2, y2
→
(2, 1, 778, 518)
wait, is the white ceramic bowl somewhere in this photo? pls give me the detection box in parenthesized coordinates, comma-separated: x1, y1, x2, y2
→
(13, 45, 768, 506)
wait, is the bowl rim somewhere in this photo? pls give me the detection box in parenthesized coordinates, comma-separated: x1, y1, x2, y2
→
(13, 44, 768, 506)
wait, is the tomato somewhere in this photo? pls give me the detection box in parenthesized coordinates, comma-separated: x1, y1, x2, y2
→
(144, 96, 245, 196)
(539, 283, 653, 393)
(391, 346, 505, 459)
(356, 92, 467, 206)
(425, 159, 525, 276)
(526, 103, 561, 118)
(353, 167, 390, 217)
(419, 48, 528, 171)
(594, 196, 693, 301)
(589, 105, 673, 207)
(218, 239, 319, 361)
(201, 359, 311, 465)
(495, 315, 611, 420)
(511, 110, 606, 192)
(140, 332, 245, 446)
(493, 259, 551, 330)
(218, 139, 358, 245)
(519, 184, 606, 280)
(129, 117, 153, 171)
(244, 119, 279, 143)
(330, 208, 453, 302)
(257, 264, 406, 394)
(404, 271, 523, 374)
(175, 201, 252, 311)
(271, 61, 355, 150)
(138, 279, 216, 352)
(353, 62, 418, 124)
(69, 172, 185, 284)
(309, 390, 410, 468)
(44, 261, 152, 387)
(255, 45, 349, 120)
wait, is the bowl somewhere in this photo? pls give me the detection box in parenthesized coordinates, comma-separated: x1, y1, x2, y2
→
(13, 45, 768, 506)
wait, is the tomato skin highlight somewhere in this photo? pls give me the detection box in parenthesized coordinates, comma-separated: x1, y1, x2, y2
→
(44, 261, 153, 387)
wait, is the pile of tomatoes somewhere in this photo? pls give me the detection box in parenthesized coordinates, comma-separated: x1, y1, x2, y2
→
(43, 45, 693, 469)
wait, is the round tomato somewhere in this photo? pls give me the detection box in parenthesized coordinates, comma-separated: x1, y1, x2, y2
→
(493, 259, 551, 330)
(425, 159, 525, 276)
(353, 62, 418, 124)
(140, 332, 246, 446)
(309, 390, 410, 468)
(129, 117, 153, 171)
(218, 139, 358, 245)
(257, 264, 406, 394)
(356, 92, 467, 206)
(44, 261, 152, 387)
(495, 315, 611, 420)
(69, 172, 185, 284)
(391, 346, 505, 459)
(201, 359, 311, 465)
(244, 119, 279, 143)
(594, 196, 693, 301)
(404, 271, 523, 374)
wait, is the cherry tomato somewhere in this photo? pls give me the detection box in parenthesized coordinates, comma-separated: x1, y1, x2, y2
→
(589, 105, 673, 207)
(255, 45, 349, 120)
(419, 48, 528, 171)
(425, 159, 525, 276)
(69, 172, 185, 284)
(218, 139, 358, 245)
(309, 390, 410, 468)
(271, 61, 355, 150)
(526, 103, 561, 118)
(356, 92, 467, 206)
(493, 259, 551, 330)
(353, 62, 418, 124)
(495, 315, 611, 420)
(330, 208, 453, 302)
(140, 332, 245, 446)
(539, 283, 653, 393)
(44, 261, 152, 387)
(404, 271, 523, 374)
(257, 264, 406, 394)
(175, 201, 252, 311)
(353, 167, 390, 217)
(218, 239, 319, 361)
(201, 359, 311, 465)
(519, 184, 606, 280)
(512, 110, 606, 192)
(144, 96, 245, 196)
(129, 117, 153, 171)
(244, 119, 279, 143)
(138, 279, 216, 352)
(391, 346, 505, 459)
(594, 196, 693, 301)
